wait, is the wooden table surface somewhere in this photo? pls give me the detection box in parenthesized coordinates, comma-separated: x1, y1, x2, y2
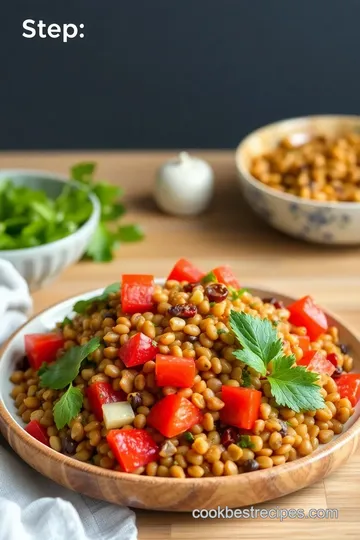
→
(1, 151, 360, 539)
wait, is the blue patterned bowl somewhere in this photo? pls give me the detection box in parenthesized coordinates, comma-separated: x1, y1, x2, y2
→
(235, 115, 360, 245)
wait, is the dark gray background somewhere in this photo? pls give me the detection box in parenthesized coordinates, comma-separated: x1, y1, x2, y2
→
(1, 0, 359, 150)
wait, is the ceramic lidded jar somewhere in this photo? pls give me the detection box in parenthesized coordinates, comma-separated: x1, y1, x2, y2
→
(154, 152, 214, 216)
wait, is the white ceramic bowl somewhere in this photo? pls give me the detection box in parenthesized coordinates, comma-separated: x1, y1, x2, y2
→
(0, 170, 100, 291)
(235, 115, 360, 244)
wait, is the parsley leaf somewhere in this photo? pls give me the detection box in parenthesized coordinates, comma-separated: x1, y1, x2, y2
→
(61, 316, 72, 327)
(85, 222, 114, 262)
(53, 384, 84, 429)
(38, 362, 49, 377)
(237, 435, 255, 449)
(116, 224, 144, 243)
(202, 271, 217, 284)
(234, 348, 267, 377)
(268, 355, 325, 413)
(70, 162, 96, 183)
(40, 337, 100, 389)
(230, 311, 282, 368)
(73, 282, 120, 314)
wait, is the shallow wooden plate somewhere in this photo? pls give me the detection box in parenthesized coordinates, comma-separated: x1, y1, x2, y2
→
(0, 284, 359, 512)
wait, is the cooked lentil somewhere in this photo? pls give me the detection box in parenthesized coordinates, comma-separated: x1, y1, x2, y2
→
(250, 132, 360, 202)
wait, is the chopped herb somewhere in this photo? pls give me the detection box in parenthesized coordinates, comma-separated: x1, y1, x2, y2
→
(210, 302, 216, 307)
(229, 311, 325, 413)
(183, 431, 195, 443)
(53, 384, 84, 430)
(237, 435, 255, 449)
(0, 178, 92, 250)
(0, 162, 143, 260)
(40, 337, 100, 390)
(152, 340, 158, 347)
(229, 287, 249, 301)
(73, 282, 120, 314)
(217, 328, 227, 335)
(241, 369, 252, 388)
(201, 271, 217, 284)
(272, 320, 279, 327)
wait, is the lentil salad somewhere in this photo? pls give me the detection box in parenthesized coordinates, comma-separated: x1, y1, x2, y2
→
(10, 259, 359, 478)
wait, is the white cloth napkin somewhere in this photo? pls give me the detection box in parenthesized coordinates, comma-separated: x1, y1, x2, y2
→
(0, 259, 137, 540)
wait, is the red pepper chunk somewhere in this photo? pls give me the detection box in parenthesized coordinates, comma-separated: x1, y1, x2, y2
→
(121, 274, 154, 314)
(296, 335, 310, 353)
(167, 258, 204, 283)
(119, 332, 158, 367)
(335, 374, 360, 407)
(155, 354, 196, 388)
(107, 428, 158, 473)
(297, 350, 335, 376)
(24, 420, 50, 446)
(24, 333, 64, 371)
(220, 386, 261, 430)
(147, 394, 202, 438)
(87, 382, 126, 421)
(287, 296, 328, 341)
(212, 266, 240, 289)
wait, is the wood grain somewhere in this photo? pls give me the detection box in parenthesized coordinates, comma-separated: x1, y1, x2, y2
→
(1, 151, 360, 539)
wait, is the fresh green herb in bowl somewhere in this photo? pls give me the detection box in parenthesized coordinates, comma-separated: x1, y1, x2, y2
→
(0, 162, 143, 262)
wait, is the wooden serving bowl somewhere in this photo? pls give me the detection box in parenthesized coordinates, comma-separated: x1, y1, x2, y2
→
(1, 285, 359, 512)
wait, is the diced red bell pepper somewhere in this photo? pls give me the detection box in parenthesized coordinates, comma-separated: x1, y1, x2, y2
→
(167, 258, 204, 283)
(155, 354, 196, 388)
(24, 420, 50, 446)
(24, 333, 64, 371)
(121, 274, 154, 314)
(220, 386, 261, 430)
(147, 394, 202, 438)
(326, 353, 339, 368)
(119, 332, 158, 368)
(107, 428, 158, 473)
(335, 374, 360, 407)
(296, 335, 310, 353)
(297, 350, 336, 376)
(287, 295, 328, 341)
(212, 266, 240, 289)
(87, 382, 126, 421)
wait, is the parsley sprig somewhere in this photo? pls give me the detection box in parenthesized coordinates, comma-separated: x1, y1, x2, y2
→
(39, 337, 100, 429)
(229, 311, 325, 413)
(70, 162, 144, 262)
